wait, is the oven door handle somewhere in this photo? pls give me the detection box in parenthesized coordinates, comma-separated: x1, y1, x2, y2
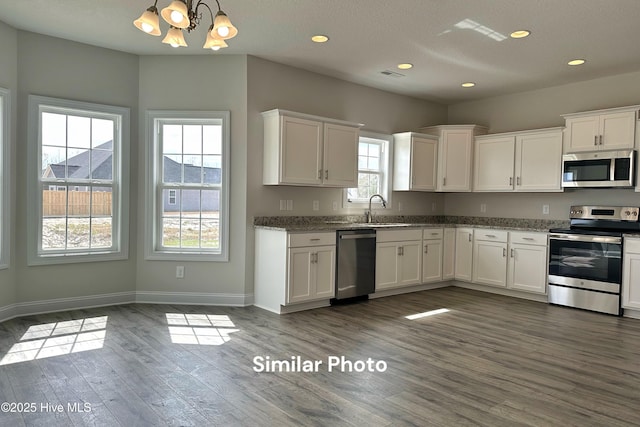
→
(549, 233, 621, 244)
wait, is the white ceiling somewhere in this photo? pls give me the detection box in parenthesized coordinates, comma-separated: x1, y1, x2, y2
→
(2, 0, 640, 104)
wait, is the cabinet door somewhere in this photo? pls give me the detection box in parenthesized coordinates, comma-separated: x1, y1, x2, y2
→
(454, 228, 474, 281)
(474, 136, 515, 191)
(440, 130, 473, 191)
(623, 253, 640, 309)
(323, 123, 358, 187)
(600, 111, 636, 150)
(564, 115, 600, 152)
(422, 240, 443, 283)
(507, 244, 547, 294)
(376, 242, 400, 290)
(472, 241, 507, 287)
(314, 246, 336, 299)
(411, 137, 438, 191)
(515, 131, 562, 191)
(442, 228, 456, 280)
(281, 116, 323, 185)
(399, 241, 422, 286)
(287, 247, 314, 303)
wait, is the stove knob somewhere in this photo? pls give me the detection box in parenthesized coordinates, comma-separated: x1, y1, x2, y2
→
(625, 211, 631, 216)
(634, 211, 638, 217)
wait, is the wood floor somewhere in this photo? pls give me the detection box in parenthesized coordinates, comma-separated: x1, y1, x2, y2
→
(0, 287, 639, 426)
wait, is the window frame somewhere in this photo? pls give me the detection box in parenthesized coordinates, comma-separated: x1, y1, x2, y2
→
(0, 88, 10, 270)
(27, 95, 130, 265)
(343, 130, 393, 209)
(145, 110, 230, 262)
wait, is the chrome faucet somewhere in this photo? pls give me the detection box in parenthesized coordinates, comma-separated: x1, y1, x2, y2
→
(366, 194, 387, 223)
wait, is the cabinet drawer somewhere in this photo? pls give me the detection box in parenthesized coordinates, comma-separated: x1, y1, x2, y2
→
(510, 231, 547, 246)
(377, 228, 423, 243)
(624, 238, 640, 254)
(474, 229, 508, 242)
(422, 228, 444, 240)
(288, 232, 336, 247)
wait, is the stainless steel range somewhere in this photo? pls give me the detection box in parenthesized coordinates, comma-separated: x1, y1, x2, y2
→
(548, 205, 640, 315)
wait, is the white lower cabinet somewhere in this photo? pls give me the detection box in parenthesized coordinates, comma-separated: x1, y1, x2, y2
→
(442, 228, 456, 280)
(254, 229, 336, 314)
(422, 228, 444, 283)
(507, 232, 548, 294)
(287, 245, 336, 303)
(454, 228, 474, 281)
(472, 230, 508, 287)
(623, 238, 640, 310)
(376, 229, 422, 291)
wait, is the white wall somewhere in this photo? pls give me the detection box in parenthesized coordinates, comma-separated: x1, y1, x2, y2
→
(0, 20, 18, 311)
(446, 71, 640, 220)
(15, 32, 139, 303)
(136, 55, 249, 298)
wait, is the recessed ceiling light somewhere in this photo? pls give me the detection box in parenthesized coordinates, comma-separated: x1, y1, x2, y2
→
(311, 35, 329, 43)
(461, 82, 476, 88)
(568, 59, 586, 66)
(510, 30, 531, 39)
(397, 63, 413, 70)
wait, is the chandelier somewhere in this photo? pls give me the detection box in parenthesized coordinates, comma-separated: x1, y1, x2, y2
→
(134, 0, 238, 50)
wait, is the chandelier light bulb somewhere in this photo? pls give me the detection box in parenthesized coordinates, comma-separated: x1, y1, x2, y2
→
(212, 46, 221, 51)
(170, 10, 184, 24)
(141, 22, 154, 33)
(217, 26, 230, 37)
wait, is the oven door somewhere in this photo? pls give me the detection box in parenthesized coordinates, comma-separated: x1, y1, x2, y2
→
(548, 233, 622, 291)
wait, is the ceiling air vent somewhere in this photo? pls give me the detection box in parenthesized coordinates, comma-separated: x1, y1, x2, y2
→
(380, 70, 405, 78)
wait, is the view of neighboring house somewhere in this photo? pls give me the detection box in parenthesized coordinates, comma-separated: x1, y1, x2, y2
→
(43, 141, 221, 212)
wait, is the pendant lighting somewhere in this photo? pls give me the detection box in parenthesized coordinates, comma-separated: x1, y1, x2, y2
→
(133, 0, 238, 50)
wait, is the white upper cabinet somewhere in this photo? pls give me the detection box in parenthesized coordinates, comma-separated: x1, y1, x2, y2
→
(474, 128, 563, 192)
(474, 135, 515, 191)
(420, 125, 488, 192)
(393, 132, 438, 191)
(562, 106, 639, 153)
(262, 109, 361, 187)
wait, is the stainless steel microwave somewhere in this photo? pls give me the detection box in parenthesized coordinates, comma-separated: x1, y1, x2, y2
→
(562, 149, 636, 188)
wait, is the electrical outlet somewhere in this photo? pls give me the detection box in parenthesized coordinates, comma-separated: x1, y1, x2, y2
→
(286, 200, 293, 211)
(176, 266, 185, 279)
(543, 204, 550, 215)
(279, 200, 286, 211)
(332, 201, 338, 211)
(480, 203, 487, 213)
(312, 200, 319, 211)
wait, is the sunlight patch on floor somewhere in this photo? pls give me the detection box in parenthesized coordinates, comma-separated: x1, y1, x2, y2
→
(405, 308, 450, 320)
(166, 313, 238, 346)
(0, 316, 108, 365)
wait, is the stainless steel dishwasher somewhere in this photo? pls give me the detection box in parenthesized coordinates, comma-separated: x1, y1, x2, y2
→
(333, 229, 376, 302)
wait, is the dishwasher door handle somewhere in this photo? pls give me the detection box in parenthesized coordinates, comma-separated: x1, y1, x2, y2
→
(339, 234, 376, 240)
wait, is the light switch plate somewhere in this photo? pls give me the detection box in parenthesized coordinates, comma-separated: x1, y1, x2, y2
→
(543, 204, 550, 215)
(312, 200, 319, 211)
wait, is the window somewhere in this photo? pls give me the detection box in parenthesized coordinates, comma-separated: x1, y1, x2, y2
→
(146, 111, 230, 261)
(27, 96, 130, 265)
(345, 132, 392, 206)
(0, 88, 9, 269)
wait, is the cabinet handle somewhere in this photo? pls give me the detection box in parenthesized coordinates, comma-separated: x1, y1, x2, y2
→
(517, 176, 521, 186)
(424, 244, 428, 254)
(397, 247, 402, 256)
(502, 248, 506, 257)
(318, 169, 322, 179)
(522, 237, 535, 241)
(486, 234, 496, 238)
(510, 248, 514, 258)
(468, 234, 472, 242)
(594, 135, 598, 146)
(443, 177, 446, 186)
(599, 135, 603, 145)
(310, 238, 321, 242)
(509, 177, 513, 186)
(325, 170, 329, 179)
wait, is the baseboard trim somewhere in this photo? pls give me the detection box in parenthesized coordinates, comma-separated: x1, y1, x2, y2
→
(452, 280, 548, 303)
(0, 291, 255, 323)
(369, 282, 451, 300)
(135, 291, 254, 307)
(623, 307, 640, 319)
(0, 291, 136, 323)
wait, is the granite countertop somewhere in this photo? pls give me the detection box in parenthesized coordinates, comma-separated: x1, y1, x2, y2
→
(254, 215, 567, 233)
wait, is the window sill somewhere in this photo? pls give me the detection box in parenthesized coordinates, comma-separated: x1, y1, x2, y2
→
(28, 250, 129, 266)
(145, 251, 228, 262)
